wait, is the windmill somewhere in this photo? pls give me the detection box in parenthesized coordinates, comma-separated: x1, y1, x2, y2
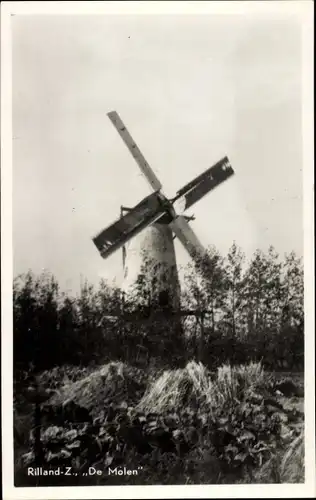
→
(92, 111, 235, 316)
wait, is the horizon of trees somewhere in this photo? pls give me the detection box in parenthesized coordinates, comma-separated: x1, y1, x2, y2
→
(13, 243, 304, 375)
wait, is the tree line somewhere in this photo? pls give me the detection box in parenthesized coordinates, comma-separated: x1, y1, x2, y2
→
(13, 243, 304, 376)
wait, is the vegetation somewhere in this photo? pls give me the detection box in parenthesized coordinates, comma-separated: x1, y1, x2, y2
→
(13, 244, 304, 374)
(15, 361, 304, 486)
(13, 244, 304, 485)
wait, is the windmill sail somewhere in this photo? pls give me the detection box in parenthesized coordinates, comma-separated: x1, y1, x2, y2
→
(169, 215, 207, 264)
(93, 192, 167, 259)
(176, 156, 234, 211)
(107, 111, 162, 192)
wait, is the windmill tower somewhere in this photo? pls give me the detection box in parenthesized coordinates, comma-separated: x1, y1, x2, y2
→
(121, 219, 181, 311)
(92, 111, 235, 318)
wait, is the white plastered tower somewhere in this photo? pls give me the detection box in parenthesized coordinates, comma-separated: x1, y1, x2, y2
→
(122, 222, 181, 312)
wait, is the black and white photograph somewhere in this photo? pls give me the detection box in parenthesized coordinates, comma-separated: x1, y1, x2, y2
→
(1, 1, 315, 498)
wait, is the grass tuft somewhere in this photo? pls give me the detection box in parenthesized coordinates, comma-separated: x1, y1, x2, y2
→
(137, 360, 212, 413)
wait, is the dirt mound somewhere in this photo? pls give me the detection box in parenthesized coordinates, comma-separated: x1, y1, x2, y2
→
(36, 365, 93, 390)
(43, 362, 146, 418)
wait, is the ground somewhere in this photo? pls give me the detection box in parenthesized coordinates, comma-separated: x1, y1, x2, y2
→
(13, 361, 304, 486)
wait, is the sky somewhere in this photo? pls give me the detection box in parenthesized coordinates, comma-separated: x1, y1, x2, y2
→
(12, 13, 303, 293)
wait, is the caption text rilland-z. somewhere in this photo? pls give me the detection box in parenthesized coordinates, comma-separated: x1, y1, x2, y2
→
(27, 466, 143, 477)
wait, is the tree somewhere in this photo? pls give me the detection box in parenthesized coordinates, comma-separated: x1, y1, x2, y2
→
(222, 242, 245, 339)
(281, 251, 304, 328)
(58, 294, 80, 363)
(13, 271, 61, 371)
(261, 246, 283, 333)
(184, 246, 227, 361)
(14, 271, 38, 372)
(278, 251, 304, 369)
(240, 249, 273, 339)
